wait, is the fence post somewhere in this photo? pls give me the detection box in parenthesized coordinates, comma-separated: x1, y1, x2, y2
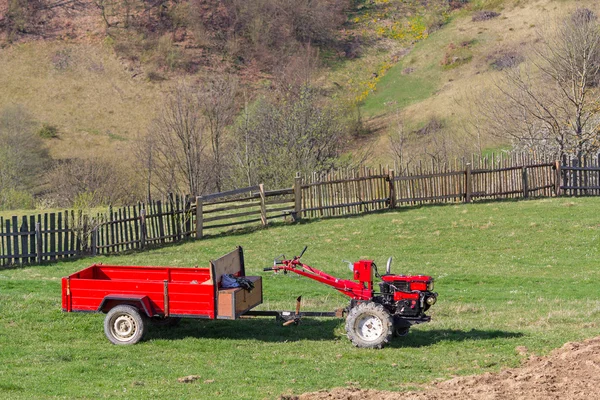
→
(522, 167, 529, 198)
(91, 226, 98, 256)
(195, 196, 203, 239)
(140, 208, 147, 249)
(293, 173, 303, 221)
(388, 170, 396, 209)
(554, 160, 561, 196)
(35, 222, 42, 264)
(259, 184, 268, 226)
(465, 163, 472, 203)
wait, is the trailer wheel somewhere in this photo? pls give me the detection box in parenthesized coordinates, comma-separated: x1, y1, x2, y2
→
(104, 305, 145, 345)
(345, 302, 393, 349)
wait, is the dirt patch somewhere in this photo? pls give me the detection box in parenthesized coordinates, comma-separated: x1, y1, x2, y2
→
(294, 336, 600, 400)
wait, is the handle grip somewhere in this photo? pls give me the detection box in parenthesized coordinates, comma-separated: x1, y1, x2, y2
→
(263, 267, 275, 272)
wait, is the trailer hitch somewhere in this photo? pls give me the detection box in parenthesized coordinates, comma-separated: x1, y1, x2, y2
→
(282, 296, 302, 326)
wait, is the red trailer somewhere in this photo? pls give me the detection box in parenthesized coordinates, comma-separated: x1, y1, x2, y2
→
(63, 246, 437, 348)
(62, 247, 262, 344)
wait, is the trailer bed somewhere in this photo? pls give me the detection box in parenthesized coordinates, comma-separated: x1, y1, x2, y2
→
(62, 247, 262, 320)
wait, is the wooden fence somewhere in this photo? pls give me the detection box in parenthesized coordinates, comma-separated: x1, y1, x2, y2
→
(1, 153, 599, 268)
(558, 155, 600, 196)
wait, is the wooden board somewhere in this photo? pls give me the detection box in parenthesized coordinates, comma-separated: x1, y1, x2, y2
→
(217, 276, 262, 319)
(209, 247, 244, 286)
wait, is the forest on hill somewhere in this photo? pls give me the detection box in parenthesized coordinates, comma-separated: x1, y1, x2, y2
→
(1, 0, 600, 211)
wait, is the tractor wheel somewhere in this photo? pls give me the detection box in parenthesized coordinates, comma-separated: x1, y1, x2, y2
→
(104, 305, 146, 345)
(345, 302, 393, 349)
(149, 316, 182, 328)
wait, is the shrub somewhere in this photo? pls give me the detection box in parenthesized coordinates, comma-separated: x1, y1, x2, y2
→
(37, 124, 58, 139)
(412, 118, 444, 137)
(45, 157, 143, 207)
(0, 188, 35, 211)
(440, 40, 476, 68)
(489, 51, 524, 70)
(472, 11, 500, 22)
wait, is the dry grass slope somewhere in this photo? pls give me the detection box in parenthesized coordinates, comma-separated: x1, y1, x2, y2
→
(0, 41, 161, 161)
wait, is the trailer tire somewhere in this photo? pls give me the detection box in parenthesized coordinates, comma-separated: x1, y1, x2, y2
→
(345, 302, 393, 349)
(104, 305, 145, 345)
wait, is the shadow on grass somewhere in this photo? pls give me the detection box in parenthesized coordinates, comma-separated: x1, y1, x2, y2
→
(144, 317, 342, 343)
(144, 317, 523, 346)
(390, 328, 524, 348)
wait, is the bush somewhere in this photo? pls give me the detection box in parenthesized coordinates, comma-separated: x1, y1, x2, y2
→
(232, 85, 347, 187)
(0, 188, 35, 211)
(489, 51, 524, 70)
(440, 40, 476, 68)
(45, 157, 143, 207)
(37, 123, 58, 139)
(188, 0, 350, 71)
(472, 11, 500, 22)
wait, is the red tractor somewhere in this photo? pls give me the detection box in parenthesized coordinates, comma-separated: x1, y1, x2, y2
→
(263, 247, 437, 349)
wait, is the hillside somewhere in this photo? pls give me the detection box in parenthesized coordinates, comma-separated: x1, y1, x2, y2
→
(0, 0, 599, 209)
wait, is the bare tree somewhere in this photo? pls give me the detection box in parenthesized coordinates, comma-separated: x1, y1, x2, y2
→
(45, 156, 141, 207)
(388, 119, 413, 174)
(197, 76, 238, 192)
(232, 93, 254, 187)
(132, 130, 156, 202)
(482, 8, 600, 159)
(145, 82, 209, 197)
(388, 115, 455, 172)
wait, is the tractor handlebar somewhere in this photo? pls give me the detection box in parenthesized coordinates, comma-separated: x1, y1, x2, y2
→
(298, 246, 308, 259)
(265, 247, 308, 273)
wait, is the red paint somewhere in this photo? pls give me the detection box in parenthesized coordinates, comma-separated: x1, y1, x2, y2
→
(62, 264, 216, 318)
(393, 291, 419, 301)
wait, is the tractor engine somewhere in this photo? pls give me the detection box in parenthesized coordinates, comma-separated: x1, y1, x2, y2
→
(378, 274, 437, 317)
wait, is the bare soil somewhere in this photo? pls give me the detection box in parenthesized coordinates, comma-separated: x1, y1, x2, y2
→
(293, 336, 600, 400)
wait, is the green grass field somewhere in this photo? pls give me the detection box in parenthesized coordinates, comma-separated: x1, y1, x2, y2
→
(2, 197, 600, 399)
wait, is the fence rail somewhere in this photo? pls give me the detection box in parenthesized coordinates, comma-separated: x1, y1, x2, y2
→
(3, 154, 600, 267)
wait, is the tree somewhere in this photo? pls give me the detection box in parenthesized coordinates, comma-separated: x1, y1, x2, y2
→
(141, 82, 209, 197)
(197, 76, 238, 192)
(232, 85, 345, 188)
(45, 156, 141, 207)
(481, 8, 600, 159)
(0, 105, 50, 209)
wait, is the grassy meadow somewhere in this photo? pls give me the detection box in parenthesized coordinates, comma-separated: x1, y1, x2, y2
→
(1, 197, 600, 399)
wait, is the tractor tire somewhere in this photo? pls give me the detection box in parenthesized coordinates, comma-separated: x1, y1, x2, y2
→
(104, 305, 146, 345)
(149, 316, 182, 328)
(345, 302, 393, 349)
